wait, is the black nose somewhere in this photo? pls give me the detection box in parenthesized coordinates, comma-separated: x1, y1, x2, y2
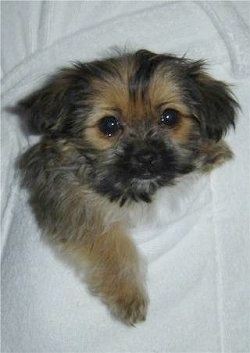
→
(135, 149, 157, 165)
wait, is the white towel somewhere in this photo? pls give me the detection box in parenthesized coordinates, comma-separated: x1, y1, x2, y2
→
(1, 2, 249, 352)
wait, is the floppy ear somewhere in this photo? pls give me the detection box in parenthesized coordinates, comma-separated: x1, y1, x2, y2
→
(189, 66, 239, 141)
(18, 66, 86, 135)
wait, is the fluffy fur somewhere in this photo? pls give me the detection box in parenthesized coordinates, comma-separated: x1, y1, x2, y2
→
(18, 49, 238, 325)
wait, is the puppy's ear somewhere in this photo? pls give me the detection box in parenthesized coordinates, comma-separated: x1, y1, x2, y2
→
(18, 66, 85, 135)
(189, 65, 239, 141)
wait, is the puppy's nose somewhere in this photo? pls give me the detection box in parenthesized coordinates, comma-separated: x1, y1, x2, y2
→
(135, 150, 157, 165)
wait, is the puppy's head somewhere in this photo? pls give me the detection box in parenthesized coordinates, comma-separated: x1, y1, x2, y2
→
(19, 49, 239, 205)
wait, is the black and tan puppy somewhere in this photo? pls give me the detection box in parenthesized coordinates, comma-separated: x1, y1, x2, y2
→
(18, 49, 238, 325)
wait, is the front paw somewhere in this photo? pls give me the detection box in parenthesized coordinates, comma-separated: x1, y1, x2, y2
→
(108, 285, 149, 325)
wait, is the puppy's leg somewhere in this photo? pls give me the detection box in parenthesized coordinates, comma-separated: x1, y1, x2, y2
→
(61, 224, 148, 325)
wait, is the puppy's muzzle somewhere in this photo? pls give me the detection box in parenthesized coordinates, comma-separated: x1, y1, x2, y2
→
(135, 148, 157, 165)
(132, 147, 163, 178)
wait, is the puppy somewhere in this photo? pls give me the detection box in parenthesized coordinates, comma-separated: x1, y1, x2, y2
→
(18, 49, 238, 325)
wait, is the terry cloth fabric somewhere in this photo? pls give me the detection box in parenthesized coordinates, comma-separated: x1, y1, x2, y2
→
(1, 2, 249, 352)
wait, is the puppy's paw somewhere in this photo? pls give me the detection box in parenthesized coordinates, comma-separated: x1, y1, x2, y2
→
(109, 286, 149, 326)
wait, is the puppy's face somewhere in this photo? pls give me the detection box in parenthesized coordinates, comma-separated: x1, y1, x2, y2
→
(20, 50, 238, 206)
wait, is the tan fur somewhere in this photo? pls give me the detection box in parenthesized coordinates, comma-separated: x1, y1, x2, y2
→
(83, 125, 119, 150)
(82, 65, 195, 150)
(170, 115, 195, 144)
(59, 224, 148, 325)
(149, 69, 187, 113)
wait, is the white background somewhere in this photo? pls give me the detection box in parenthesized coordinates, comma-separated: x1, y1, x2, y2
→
(1, 2, 249, 352)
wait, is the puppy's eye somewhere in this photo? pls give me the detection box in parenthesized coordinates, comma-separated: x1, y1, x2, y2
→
(98, 116, 121, 137)
(160, 109, 179, 127)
